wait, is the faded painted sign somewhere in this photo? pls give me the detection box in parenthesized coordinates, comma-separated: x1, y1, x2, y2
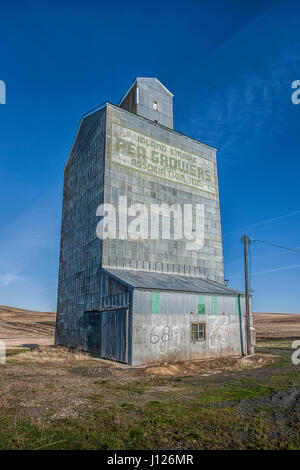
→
(110, 122, 216, 194)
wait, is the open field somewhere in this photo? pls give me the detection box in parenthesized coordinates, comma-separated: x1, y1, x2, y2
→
(0, 343, 300, 450)
(253, 313, 300, 340)
(0, 306, 56, 348)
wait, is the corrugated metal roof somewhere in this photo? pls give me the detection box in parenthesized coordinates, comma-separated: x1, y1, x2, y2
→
(104, 268, 243, 296)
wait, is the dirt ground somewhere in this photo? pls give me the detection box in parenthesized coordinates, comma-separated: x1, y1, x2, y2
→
(0, 343, 299, 449)
(1, 305, 300, 449)
(0, 306, 55, 348)
(253, 312, 300, 340)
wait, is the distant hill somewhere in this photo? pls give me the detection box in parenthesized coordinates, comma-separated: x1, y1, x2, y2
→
(254, 312, 299, 315)
(253, 312, 300, 340)
(0, 305, 56, 348)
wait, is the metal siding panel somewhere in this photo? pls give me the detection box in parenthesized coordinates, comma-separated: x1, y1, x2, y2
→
(211, 296, 218, 315)
(152, 292, 160, 314)
(101, 309, 127, 362)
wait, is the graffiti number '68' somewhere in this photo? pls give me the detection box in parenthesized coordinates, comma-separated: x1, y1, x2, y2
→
(150, 326, 171, 344)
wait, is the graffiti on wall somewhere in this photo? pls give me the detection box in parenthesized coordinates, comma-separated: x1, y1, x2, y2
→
(208, 316, 240, 351)
(146, 324, 180, 355)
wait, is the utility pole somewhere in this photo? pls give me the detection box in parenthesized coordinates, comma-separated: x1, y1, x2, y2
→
(242, 235, 252, 355)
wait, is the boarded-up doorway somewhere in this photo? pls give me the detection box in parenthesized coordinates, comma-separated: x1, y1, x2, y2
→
(101, 309, 128, 363)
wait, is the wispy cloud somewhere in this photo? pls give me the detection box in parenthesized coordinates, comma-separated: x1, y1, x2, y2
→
(257, 264, 300, 274)
(230, 263, 300, 280)
(177, 1, 299, 165)
(0, 272, 23, 287)
(223, 210, 300, 238)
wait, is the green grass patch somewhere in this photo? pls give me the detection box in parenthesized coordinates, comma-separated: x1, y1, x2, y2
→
(0, 391, 299, 450)
(192, 384, 273, 405)
(87, 393, 105, 402)
(121, 402, 135, 409)
(256, 339, 296, 349)
(6, 348, 30, 357)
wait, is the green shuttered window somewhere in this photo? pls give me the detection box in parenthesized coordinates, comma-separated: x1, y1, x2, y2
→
(198, 295, 206, 314)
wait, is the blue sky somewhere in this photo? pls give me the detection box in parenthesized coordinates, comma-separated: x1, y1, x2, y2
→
(0, 0, 299, 312)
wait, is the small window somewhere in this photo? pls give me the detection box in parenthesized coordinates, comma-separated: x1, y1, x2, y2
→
(191, 322, 206, 342)
(153, 100, 159, 111)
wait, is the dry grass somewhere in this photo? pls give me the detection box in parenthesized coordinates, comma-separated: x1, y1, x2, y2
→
(256, 339, 296, 349)
(7, 346, 97, 364)
(143, 354, 273, 376)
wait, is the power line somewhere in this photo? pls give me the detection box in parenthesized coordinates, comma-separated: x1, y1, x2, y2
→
(241, 234, 300, 293)
(248, 236, 300, 254)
